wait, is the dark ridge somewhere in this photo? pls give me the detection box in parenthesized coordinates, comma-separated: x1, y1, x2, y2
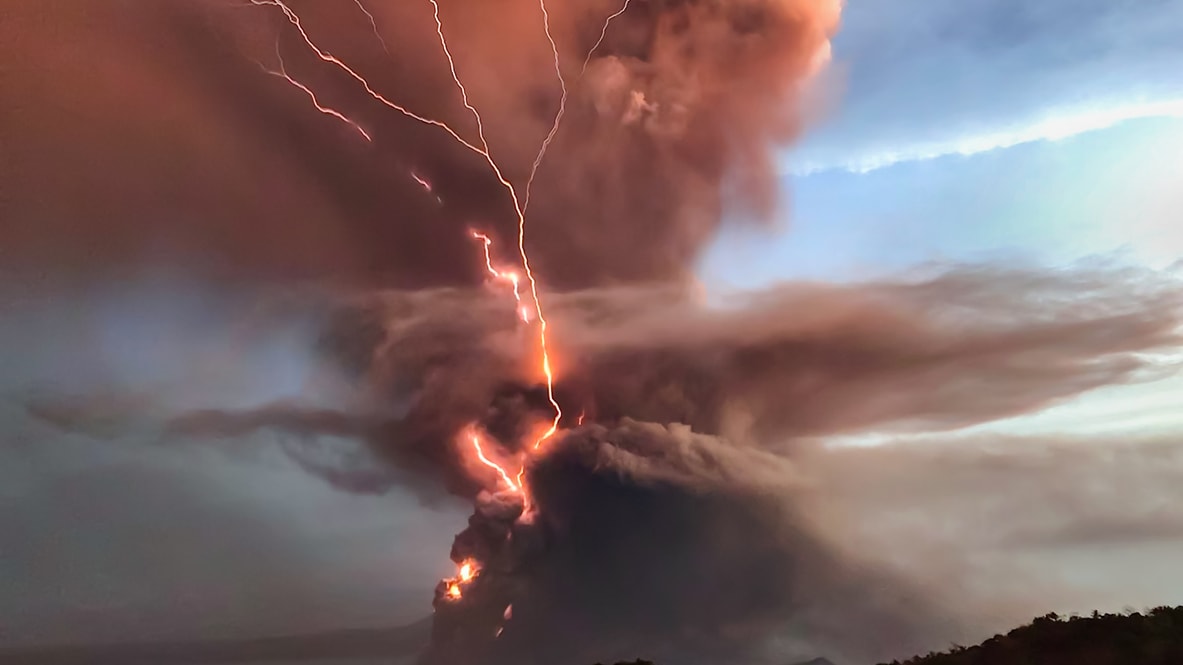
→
(0, 618, 431, 665)
(879, 607, 1183, 665)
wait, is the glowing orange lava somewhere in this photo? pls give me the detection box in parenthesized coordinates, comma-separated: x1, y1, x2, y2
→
(443, 558, 481, 601)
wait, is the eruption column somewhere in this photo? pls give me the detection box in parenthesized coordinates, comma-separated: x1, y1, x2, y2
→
(425, 0, 563, 453)
(252, 0, 563, 454)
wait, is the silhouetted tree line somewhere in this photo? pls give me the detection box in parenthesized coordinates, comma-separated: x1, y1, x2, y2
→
(598, 607, 1183, 665)
(880, 606, 1183, 665)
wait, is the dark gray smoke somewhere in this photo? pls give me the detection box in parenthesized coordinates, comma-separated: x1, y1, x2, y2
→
(425, 421, 960, 665)
(32, 266, 1180, 662)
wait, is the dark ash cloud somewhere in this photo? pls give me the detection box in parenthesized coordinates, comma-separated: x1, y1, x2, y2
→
(7, 0, 1183, 663)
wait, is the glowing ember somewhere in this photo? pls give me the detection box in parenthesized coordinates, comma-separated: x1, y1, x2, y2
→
(442, 558, 482, 602)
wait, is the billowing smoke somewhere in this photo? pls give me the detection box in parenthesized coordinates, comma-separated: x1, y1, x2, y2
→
(43, 268, 1173, 663)
(6, 0, 1183, 664)
(0, 0, 837, 290)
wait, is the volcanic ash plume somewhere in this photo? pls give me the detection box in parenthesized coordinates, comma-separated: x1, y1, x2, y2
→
(11, 0, 1183, 664)
(424, 421, 950, 665)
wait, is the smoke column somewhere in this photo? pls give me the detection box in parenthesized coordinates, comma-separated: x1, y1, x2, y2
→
(7, 1, 1183, 664)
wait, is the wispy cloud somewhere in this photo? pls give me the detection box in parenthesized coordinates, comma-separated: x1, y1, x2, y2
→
(791, 98, 1183, 175)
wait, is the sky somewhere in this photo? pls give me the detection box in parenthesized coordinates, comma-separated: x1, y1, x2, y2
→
(701, 0, 1183, 437)
(3, 0, 1183, 655)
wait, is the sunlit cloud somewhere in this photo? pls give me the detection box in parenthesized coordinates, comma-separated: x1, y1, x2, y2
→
(791, 98, 1183, 176)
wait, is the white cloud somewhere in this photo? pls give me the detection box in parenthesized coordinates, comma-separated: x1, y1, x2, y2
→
(790, 98, 1183, 175)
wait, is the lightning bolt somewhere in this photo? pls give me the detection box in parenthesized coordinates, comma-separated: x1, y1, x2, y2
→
(426, 0, 563, 453)
(251, 0, 564, 503)
(249, 0, 488, 157)
(522, 0, 570, 212)
(580, 0, 632, 76)
(260, 46, 372, 141)
(351, 0, 389, 54)
(468, 428, 521, 493)
(473, 231, 528, 323)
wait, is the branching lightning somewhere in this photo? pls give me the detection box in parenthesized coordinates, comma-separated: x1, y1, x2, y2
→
(251, 0, 562, 453)
(351, 0, 389, 54)
(581, 0, 632, 76)
(249, 0, 487, 157)
(248, 0, 582, 602)
(473, 231, 528, 323)
(522, 0, 570, 212)
(468, 428, 521, 493)
(424, 0, 563, 454)
(261, 46, 372, 141)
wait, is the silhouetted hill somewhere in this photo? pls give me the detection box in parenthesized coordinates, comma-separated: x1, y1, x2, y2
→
(0, 618, 431, 665)
(880, 607, 1183, 665)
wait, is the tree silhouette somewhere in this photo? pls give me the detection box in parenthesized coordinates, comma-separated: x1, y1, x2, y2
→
(879, 606, 1183, 665)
